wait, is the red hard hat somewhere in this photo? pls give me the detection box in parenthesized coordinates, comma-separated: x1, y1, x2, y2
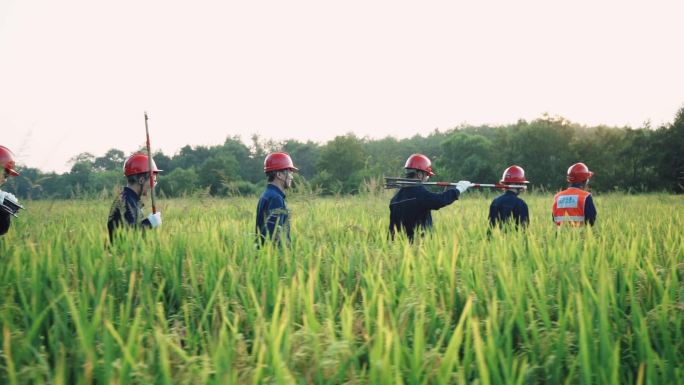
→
(500, 165, 529, 184)
(404, 154, 434, 176)
(123, 153, 162, 176)
(567, 162, 594, 183)
(264, 152, 298, 173)
(0, 145, 19, 176)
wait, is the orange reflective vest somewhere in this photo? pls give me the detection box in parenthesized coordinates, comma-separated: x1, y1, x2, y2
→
(552, 187, 591, 226)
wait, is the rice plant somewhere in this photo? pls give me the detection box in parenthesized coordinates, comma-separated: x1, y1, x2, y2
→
(0, 192, 682, 384)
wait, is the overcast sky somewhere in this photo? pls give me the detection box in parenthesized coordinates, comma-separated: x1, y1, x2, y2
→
(1, 0, 682, 173)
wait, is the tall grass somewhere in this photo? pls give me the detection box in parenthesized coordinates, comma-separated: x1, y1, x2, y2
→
(0, 191, 682, 384)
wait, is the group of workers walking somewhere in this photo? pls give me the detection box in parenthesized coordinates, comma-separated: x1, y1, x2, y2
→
(387, 153, 596, 242)
(487, 162, 596, 230)
(0, 145, 596, 243)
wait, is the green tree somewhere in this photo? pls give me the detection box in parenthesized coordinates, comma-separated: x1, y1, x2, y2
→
(501, 117, 576, 189)
(363, 137, 411, 178)
(159, 167, 199, 196)
(654, 106, 684, 192)
(616, 128, 658, 191)
(223, 136, 262, 183)
(67, 153, 96, 196)
(93, 149, 126, 172)
(89, 171, 120, 196)
(570, 126, 627, 191)
(198, 153, 240, 195)
(438, 133, 497, 182)
(171, 145, 213, 170)
(2, 167, 56, 199)
(152, 151, 172, 173)
(282, 140, 320, 180)
(315, 134, 367, 194)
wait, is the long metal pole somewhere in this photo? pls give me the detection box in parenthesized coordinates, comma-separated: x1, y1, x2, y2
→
(144, 111, 157, 214)
(384, 177, 528, 190)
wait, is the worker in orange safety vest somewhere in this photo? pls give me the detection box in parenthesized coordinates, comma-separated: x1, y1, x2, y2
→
(552, 162, 597, 226)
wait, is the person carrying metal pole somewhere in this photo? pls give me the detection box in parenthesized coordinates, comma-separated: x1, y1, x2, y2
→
(256, 152, 298, 247)
(107, 153, 163, 242)
(0, 145, 24, 236)
(389, 153, 471, 242)
(552, 162, 597, 227)
(488, 165, 530, 230)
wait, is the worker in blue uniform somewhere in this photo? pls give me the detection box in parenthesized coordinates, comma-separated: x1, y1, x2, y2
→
(107, 153, 163, 242)
(389, 153, 471, 242)
(256, 152, 298, 247)
(488, 165, 529, 230)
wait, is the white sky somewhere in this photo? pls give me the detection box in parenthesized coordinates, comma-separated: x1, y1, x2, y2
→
(1, 0, 682, 173)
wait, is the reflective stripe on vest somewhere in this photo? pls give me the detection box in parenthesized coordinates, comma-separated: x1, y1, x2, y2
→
(553, 216, 586, 222)
(552, 188, 590, 226)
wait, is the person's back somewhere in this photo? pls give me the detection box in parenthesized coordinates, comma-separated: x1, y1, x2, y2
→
(552, 163, 597, 227)
(489, 190, 529, 229)
(489, 165, 529, 230)
(108, 186, 150, 241)
(388, 154, 469, 242)
(552, 186, 596, 226)
(389, 185, 459, 241)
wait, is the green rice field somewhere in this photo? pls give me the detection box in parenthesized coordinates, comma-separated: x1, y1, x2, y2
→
(1, 192, 682, 384)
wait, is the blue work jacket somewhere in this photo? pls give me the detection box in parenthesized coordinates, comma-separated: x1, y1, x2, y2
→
(0, 210, 10, 235)
(389, 185, 460, 242)
(256, 184, 290, 246)
(489, 190, 529, 229)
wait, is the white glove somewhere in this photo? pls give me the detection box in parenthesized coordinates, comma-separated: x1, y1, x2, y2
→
(0, 191, 18, 205)
(147, 212, 162, 228)
(6, 192, 18, 204)
(455, 180, 472, 193)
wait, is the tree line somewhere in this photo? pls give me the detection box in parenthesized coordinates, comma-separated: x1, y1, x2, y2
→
(6, 108, 684, 199)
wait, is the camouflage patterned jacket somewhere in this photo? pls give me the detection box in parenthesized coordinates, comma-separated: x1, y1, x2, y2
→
(107, 187, 151, 241)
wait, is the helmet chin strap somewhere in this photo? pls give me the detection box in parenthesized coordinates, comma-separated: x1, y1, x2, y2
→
(276, 170, 293, 190)
(135, 177, 146, 197)
(419, 171, 429, 182)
